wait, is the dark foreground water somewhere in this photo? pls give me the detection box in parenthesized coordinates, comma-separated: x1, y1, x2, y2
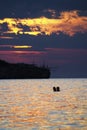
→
(0, 78, 87, 130)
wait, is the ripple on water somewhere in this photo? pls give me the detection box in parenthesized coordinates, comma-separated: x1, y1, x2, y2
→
(0, 79, 87, 130)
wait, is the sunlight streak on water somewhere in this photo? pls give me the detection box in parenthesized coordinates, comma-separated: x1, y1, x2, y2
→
(0, 79, 87, 130)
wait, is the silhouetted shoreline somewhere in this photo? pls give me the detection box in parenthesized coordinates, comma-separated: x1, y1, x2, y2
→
(0, 59, 50, 79)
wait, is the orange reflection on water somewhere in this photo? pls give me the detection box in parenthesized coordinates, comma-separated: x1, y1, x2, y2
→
(0, 79, 87, 130)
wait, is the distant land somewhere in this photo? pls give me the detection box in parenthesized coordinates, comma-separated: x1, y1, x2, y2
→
(0, 59, 50, 79)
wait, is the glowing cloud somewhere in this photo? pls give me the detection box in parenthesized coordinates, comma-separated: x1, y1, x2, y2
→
(0, 10, 87, 37)
(0, 45, 32, 49)
(12, 45, 32, 49)
(0, 36, 13, 39)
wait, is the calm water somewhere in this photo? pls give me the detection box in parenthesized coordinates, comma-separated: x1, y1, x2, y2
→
(0, 78, 87, 130)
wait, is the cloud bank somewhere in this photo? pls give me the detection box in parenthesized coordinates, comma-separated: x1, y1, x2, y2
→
(0, 10, 87, 38)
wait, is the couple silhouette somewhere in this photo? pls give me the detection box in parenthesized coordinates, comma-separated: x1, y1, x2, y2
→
(53, 86, 60, 92)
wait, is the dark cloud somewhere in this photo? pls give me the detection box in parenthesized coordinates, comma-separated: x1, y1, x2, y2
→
(0, 0, 87, 18)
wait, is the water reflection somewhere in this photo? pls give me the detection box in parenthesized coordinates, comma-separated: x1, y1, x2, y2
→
(0, 79, 87, 130)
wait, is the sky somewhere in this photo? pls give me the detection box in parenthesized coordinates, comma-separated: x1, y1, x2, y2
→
(0, 0, 87, 78)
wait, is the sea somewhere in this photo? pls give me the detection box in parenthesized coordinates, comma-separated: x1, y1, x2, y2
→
(0, 78, 87, 130)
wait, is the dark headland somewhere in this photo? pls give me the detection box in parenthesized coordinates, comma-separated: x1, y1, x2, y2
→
(0, 59, 50, 79)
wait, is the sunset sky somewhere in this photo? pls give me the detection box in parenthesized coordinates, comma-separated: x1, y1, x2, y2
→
(0, 0, 87, 77)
